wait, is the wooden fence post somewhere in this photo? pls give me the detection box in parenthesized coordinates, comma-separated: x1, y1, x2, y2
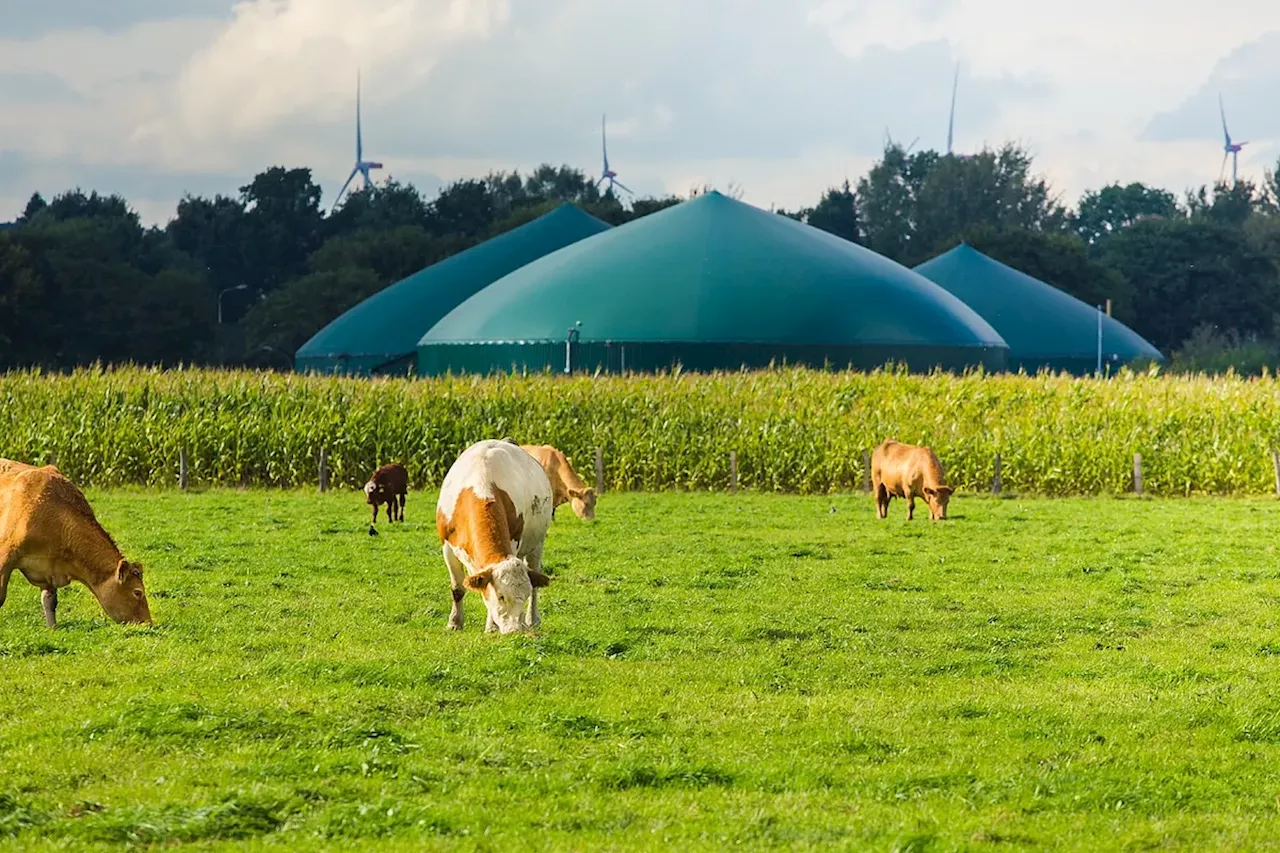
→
(319, 448, 329, 493)
(594, 447, 604, 495)
(729, 451, 738, 494)
(862, 450, 872, 493)
(1133, 453, 1143, 496)
(179, 449, 189, 491)
(1272, 450, 1280, 499)
(993, 453, 1002, 495)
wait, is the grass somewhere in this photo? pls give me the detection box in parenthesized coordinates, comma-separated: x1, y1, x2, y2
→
(4, 489, 1280, 850)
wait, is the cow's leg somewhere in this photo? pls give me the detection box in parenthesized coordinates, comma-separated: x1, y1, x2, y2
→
(371, 503, 379, 524)
(41, 586, 57, 628)
(442, 544, 466, 631)
(873, 477, 889, 519)
(0, 548, 16, 609)
(525, 548, 544, 630)
(907, 492, 916, 521)
(397, 493, 406, 522)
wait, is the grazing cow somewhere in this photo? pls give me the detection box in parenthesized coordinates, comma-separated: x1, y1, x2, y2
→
(520, 444, 597, 520)
(0, 460, 152, 627)
(364, 462, 408, 524)
(871, 440, 955, 521)
(436, 440, 554, 634)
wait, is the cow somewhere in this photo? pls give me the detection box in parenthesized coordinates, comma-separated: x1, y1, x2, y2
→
(871, 439, 955, 521)
(436, 440, 554, 634)
(0, 460, 152, 627)
(364, 462, 408, 524)
(519, 444, 597, 520)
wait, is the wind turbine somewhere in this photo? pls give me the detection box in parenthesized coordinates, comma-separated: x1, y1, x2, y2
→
(332, 69, 383, 212)
(1219, 94, 1248, 186)
(884, 128, 919, 154)
(596, 114, 632, 197)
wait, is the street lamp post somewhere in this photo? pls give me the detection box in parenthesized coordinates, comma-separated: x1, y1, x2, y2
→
(218, 285, 249, 324)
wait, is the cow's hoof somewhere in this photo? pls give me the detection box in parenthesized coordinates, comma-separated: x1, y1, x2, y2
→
(446, 622, 463, 631)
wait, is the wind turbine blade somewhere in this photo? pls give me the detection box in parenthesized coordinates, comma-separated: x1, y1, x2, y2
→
(356, 69, 363, 161)
(614, 181, 633, 195)
(331, 166, 360, 212)
(601, 113, 609, 166)
(907, 137, 920, 154)
(947, 62, 958, 154)
(1220, 152, 1228, 182)
(1219, 94, 1230, 144)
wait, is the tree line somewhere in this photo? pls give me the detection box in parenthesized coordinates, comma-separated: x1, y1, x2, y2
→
(3, 147, 1280, 373)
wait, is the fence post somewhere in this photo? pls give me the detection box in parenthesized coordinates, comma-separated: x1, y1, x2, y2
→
(319, 448, 329, 493)
(993, 452, 1002, 495)
(594, 447, 604, 495)
(862, 450, 872, 493)
(1272, 450, 1280, 499)
(1133, 453, 1143, 496)
(179, 449, 189, 491)
(729, 451, 738, 494)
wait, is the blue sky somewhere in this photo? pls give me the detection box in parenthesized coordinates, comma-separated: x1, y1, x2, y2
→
(0, 0, 1276, 224)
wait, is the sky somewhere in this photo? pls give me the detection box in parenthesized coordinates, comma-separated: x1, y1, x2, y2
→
(0, 0, 1277, 225)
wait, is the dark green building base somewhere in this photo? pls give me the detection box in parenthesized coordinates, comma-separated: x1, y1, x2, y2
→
(416, 341, 1008, 376)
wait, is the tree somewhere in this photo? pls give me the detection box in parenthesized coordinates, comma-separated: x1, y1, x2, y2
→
(1073, 183, 1180, 252)
(0, 233, 50, 365)
(427, 178, 496, 240)
(1187, 181, 1261, 228)
(243, 268, 384, 358)
(856, 143, 1065, 266)
(238, 167, 325, 299)
(309, 226, 467, 284)
(325, 179, 431, 235)
(167, 194, 249, 297)
(16, 192, 46, 224)
(1103, 217, 1280, 352)
(805, 181, 861, 244)
(955, 226, 1135, 320)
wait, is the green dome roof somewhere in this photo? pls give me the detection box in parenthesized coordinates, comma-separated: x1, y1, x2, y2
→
(295, 204, 611, 375)
(913, 243, 1163, 375)
(418, 192, 1008, 374)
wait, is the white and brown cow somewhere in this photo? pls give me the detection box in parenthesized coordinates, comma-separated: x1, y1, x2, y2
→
(436, 439, 554, 634)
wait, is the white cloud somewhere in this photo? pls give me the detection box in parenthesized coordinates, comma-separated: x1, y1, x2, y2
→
(1, 0, 1279, 224)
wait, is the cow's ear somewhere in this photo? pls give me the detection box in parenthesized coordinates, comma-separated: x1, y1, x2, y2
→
(937, 486, 955, 497)
(567, 488, 585, 499)
(528, 569, 552, 588)
(116, 559, 130, 583)
(923, 487, 937, 497)
(464, 570, 493, 591)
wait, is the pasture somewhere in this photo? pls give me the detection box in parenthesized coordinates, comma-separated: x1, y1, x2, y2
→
(3, 489, 1280, 851)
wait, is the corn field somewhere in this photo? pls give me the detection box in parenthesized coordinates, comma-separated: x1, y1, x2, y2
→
(1, 364, 1279, 496)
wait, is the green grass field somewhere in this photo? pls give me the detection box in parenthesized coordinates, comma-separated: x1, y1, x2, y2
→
(4, 490, 1280, 851)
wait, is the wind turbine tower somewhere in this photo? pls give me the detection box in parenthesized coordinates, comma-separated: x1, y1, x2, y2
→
(596, 115, 632, 197)
(332, 70, 383, 212)
(1219, 94, 1248, 186)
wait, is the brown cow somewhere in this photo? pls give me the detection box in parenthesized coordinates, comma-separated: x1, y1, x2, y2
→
(520, 445, 597, 520)
(0, 460, 152, 627)
(871, 440, 954, 521)
(364, 463, 407, 524)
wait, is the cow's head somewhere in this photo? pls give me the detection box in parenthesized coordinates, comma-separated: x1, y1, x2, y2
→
(464, 558, 551, 634)
(364, 480, 384, 504)
(96, 559, 153, 624)
(568, 487, 597, 520)
(923, 485, 954, 520)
